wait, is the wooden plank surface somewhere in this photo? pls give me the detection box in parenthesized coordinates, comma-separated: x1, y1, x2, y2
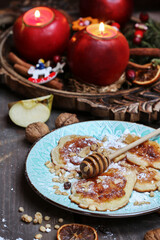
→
(0, 1, 160, 239)
(1, 84, 160, 240)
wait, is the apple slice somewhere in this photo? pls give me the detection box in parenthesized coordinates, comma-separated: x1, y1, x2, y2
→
(8, 95, 53, 127)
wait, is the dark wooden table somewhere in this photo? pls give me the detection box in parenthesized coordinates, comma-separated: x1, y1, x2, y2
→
(1, 1, 160, 238)
(1, 83, 160, 240)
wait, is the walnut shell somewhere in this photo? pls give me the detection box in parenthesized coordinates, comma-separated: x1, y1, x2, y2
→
(25, 122, 50, 143)
(144, 228, 160, 240)
(55, 113, 79, 128)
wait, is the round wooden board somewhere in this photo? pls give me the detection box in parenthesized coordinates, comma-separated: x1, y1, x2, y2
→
(0, 27, 160, 123)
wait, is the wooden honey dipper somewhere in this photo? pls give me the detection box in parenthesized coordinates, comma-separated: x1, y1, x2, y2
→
(80, 128, 160, 178)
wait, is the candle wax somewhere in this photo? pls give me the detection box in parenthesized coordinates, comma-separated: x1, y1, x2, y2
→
(86, 24, 117, 39)
(23, 7, 54, 27)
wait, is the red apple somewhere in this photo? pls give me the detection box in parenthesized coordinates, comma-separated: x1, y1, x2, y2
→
(80, 0, 134, 25)
(67, 28, 129, 86)
(13, 8, 70, 63)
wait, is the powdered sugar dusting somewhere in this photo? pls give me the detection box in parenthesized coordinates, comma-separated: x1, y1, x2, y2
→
(60, 137, 104, 171)
(102, 133, 126, 150)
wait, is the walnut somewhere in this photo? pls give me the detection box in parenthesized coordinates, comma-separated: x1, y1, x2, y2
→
(25, 122, 50, 143)
(144, 228, 160, 240)
(55, 113, 79, 128)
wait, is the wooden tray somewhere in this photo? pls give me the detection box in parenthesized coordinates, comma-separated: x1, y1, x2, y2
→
(0, 27, 160, 123)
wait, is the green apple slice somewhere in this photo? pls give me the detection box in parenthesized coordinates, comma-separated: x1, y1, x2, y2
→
(8, 95, 53, 128)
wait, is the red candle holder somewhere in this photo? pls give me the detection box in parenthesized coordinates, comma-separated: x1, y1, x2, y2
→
(67, 23, 129, 86)
(13, 7, 70, 63)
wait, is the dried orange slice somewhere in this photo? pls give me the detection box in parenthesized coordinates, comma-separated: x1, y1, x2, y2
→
(57, 223, 98, 240)
(133, 65, 160, 86)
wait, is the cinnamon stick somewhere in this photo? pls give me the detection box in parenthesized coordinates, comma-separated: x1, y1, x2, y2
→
(130, 48, 160, 57)
(13, 64, 29, 77)
(45, 78, 63, 90)
(8, 52, 33, 69)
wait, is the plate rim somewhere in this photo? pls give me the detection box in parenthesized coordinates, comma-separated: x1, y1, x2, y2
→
(25, 120, 160, 218)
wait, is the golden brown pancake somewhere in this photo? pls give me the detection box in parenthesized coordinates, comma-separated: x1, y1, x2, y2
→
(119, 160, 160, 192)
(134, 166, 160, 192)
(69, 163, 136, 211)
(51, 135, 104, 172)
(126, 140, 160, 170)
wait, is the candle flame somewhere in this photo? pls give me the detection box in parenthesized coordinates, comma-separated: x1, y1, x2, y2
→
(34, 10, 40, 18)
(99, 22, 104, 33)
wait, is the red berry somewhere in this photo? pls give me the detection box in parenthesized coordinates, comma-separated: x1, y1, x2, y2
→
(126, 69, 136, 81)
(53, 55, 61, 63)
(79, 21, 84, 26)
(133, 36, 142, 45)
(139, 12, 149, 22)
(111, 22, 120, 30)
(134, 30, 144, 38)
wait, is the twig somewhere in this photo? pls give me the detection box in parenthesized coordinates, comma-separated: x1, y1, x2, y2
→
(128, 61, 151, 69)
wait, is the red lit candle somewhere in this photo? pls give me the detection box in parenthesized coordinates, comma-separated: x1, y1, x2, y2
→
(87, 22, 117, 39)
(13, 7, 70, 63)
(23, 7, 54, 27)
(67, 22, 129, 86)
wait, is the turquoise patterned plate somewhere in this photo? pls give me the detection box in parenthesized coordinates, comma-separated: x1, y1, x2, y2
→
(25, 121, 160, 218)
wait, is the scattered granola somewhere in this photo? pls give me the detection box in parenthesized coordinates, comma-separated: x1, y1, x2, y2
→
(54, 165, 60, 170)
(34, 233, 42, 239)
(49, 168, 55, 174)
(55, 189, 62, 195)
(102, 136, 108, 142)
(52, 177, 60, 183)
(39, 226, 46, 232)
(78, 146, 91, 158)
(19, 207, 24, 212)
(150, 191, 155, 197)
(34, 212, 43, 224)
(58, 218, 64, 223)
(61, 192, 68, 196)
(53, 185, 59, 189)
(18, 205, 65, 239)
(44, 216, 50, 221)
(90, 144, 98, 151)
(134, 201, 150, 206)
(21, 214, 32, 223)
(46, 224, 51, 228)
(54, 224, 60, 230)
(54, 189, 68, 196)
(69, 152, 77, 157)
